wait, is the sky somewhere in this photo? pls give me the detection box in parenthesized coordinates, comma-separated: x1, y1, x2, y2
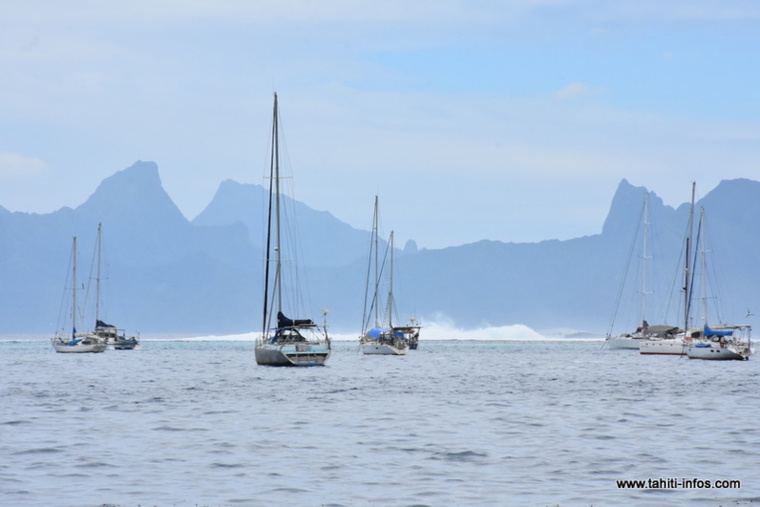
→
(1, 1, 760, 249)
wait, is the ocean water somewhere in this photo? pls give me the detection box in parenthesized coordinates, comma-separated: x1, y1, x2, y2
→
(1, 338, 758, 507)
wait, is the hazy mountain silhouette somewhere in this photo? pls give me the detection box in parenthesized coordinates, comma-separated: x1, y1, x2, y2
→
(1, 161, 757, 335)
(193, 179, 371, 268)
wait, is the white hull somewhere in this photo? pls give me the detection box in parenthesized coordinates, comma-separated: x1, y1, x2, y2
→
(255, 342, 330, 366)
(687, 346, 747, 360)
(639, 338, 689, 355)
(52, 338, 107, 353)
(606, 336, 642, 350)
(362, 342, 409, 355)
(687, 340, 752, 360)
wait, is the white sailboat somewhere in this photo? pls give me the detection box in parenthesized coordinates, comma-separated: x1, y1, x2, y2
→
(90, 223, 139, 350)
(640, 183, 698, 356)
(51, 237, 107, 353)
(606, 192, 679, 350)
(685, 208, 753, 360)
(359, 197, 418, 355)
(686, 325, 753, 360)
(254, 93, 331, 367)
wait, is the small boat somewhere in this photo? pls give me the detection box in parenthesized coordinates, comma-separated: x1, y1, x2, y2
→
(94, 320, 139, 350)
(403, 317, 422, 350)
(359, 197, 418, 355)
(686, 325, 752, 360)
(683, 207, 753, 360)
(51, 237, 107, 353)
(254, 93, 331, 367)
(362, 326, 409, 355)
(90, 223, 139, 350)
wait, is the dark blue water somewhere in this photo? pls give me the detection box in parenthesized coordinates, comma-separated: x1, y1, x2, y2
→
(1, 339, 758, 506)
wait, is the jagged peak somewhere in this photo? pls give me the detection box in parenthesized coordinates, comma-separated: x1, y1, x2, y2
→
(602, 179, 668, 236)
(95, 160, 162, 192)
(699, 178, 760, 222)
(707, 177, 760, 197)
(193, 180, 267, 226)
(214, 179, 267, 201)
(76, 160, 187, 224)
(403, 239, 418, 254)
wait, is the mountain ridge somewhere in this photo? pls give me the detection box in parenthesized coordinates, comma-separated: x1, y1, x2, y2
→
(0, 161, 757, 335)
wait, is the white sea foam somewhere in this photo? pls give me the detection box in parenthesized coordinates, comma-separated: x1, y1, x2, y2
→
(127, 318, 602, 342)
(151, 323, 553, 342)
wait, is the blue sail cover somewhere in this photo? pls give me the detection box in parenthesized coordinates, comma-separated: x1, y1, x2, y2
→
(367, 327, 389, 338)
(367, 327, 404, 339)
(704, 325, 733, 337)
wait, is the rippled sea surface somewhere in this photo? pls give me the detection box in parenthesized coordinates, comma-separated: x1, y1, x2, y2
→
(1, 339, 759, 507)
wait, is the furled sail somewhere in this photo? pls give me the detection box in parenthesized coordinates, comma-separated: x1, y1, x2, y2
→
(277, 311, 314, 328)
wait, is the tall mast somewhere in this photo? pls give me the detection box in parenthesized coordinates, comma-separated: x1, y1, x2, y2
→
(262, 93, 279, 336)
(698, 207, 708, 326)
(360, 196, 380, 333)
(95, 223, 102, 325)
(683, 182, 696, 331)
(72, 236, 78, 338)
(387, 230, 395, 328)
(640, 193, 650, 324)
(273, 93, 283, 316)
(373, 196, 379, 327)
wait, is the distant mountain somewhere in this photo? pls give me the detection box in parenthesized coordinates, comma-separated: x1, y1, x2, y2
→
(193, 179, 372, 268)
(1, 161, 758, 335)
(0, 161, 256, 334)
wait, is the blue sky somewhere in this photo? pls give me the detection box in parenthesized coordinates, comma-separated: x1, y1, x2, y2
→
(1, 1, 759, 248)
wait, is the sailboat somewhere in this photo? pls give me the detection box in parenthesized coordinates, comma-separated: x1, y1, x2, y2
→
(51, 237, 107, 353)
(89, 223, 139, 350)
(684, 208, 753, 360)
(359, 197, 419, 355)
(686, 324, 753, 360)
(606, 193, 679, 350)
(254, 93, 331, 367)
(640, 183, 698, 356)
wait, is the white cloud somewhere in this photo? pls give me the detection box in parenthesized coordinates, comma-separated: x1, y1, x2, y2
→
(0, 152, 48, 178)
(554, 82, 590, 100)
